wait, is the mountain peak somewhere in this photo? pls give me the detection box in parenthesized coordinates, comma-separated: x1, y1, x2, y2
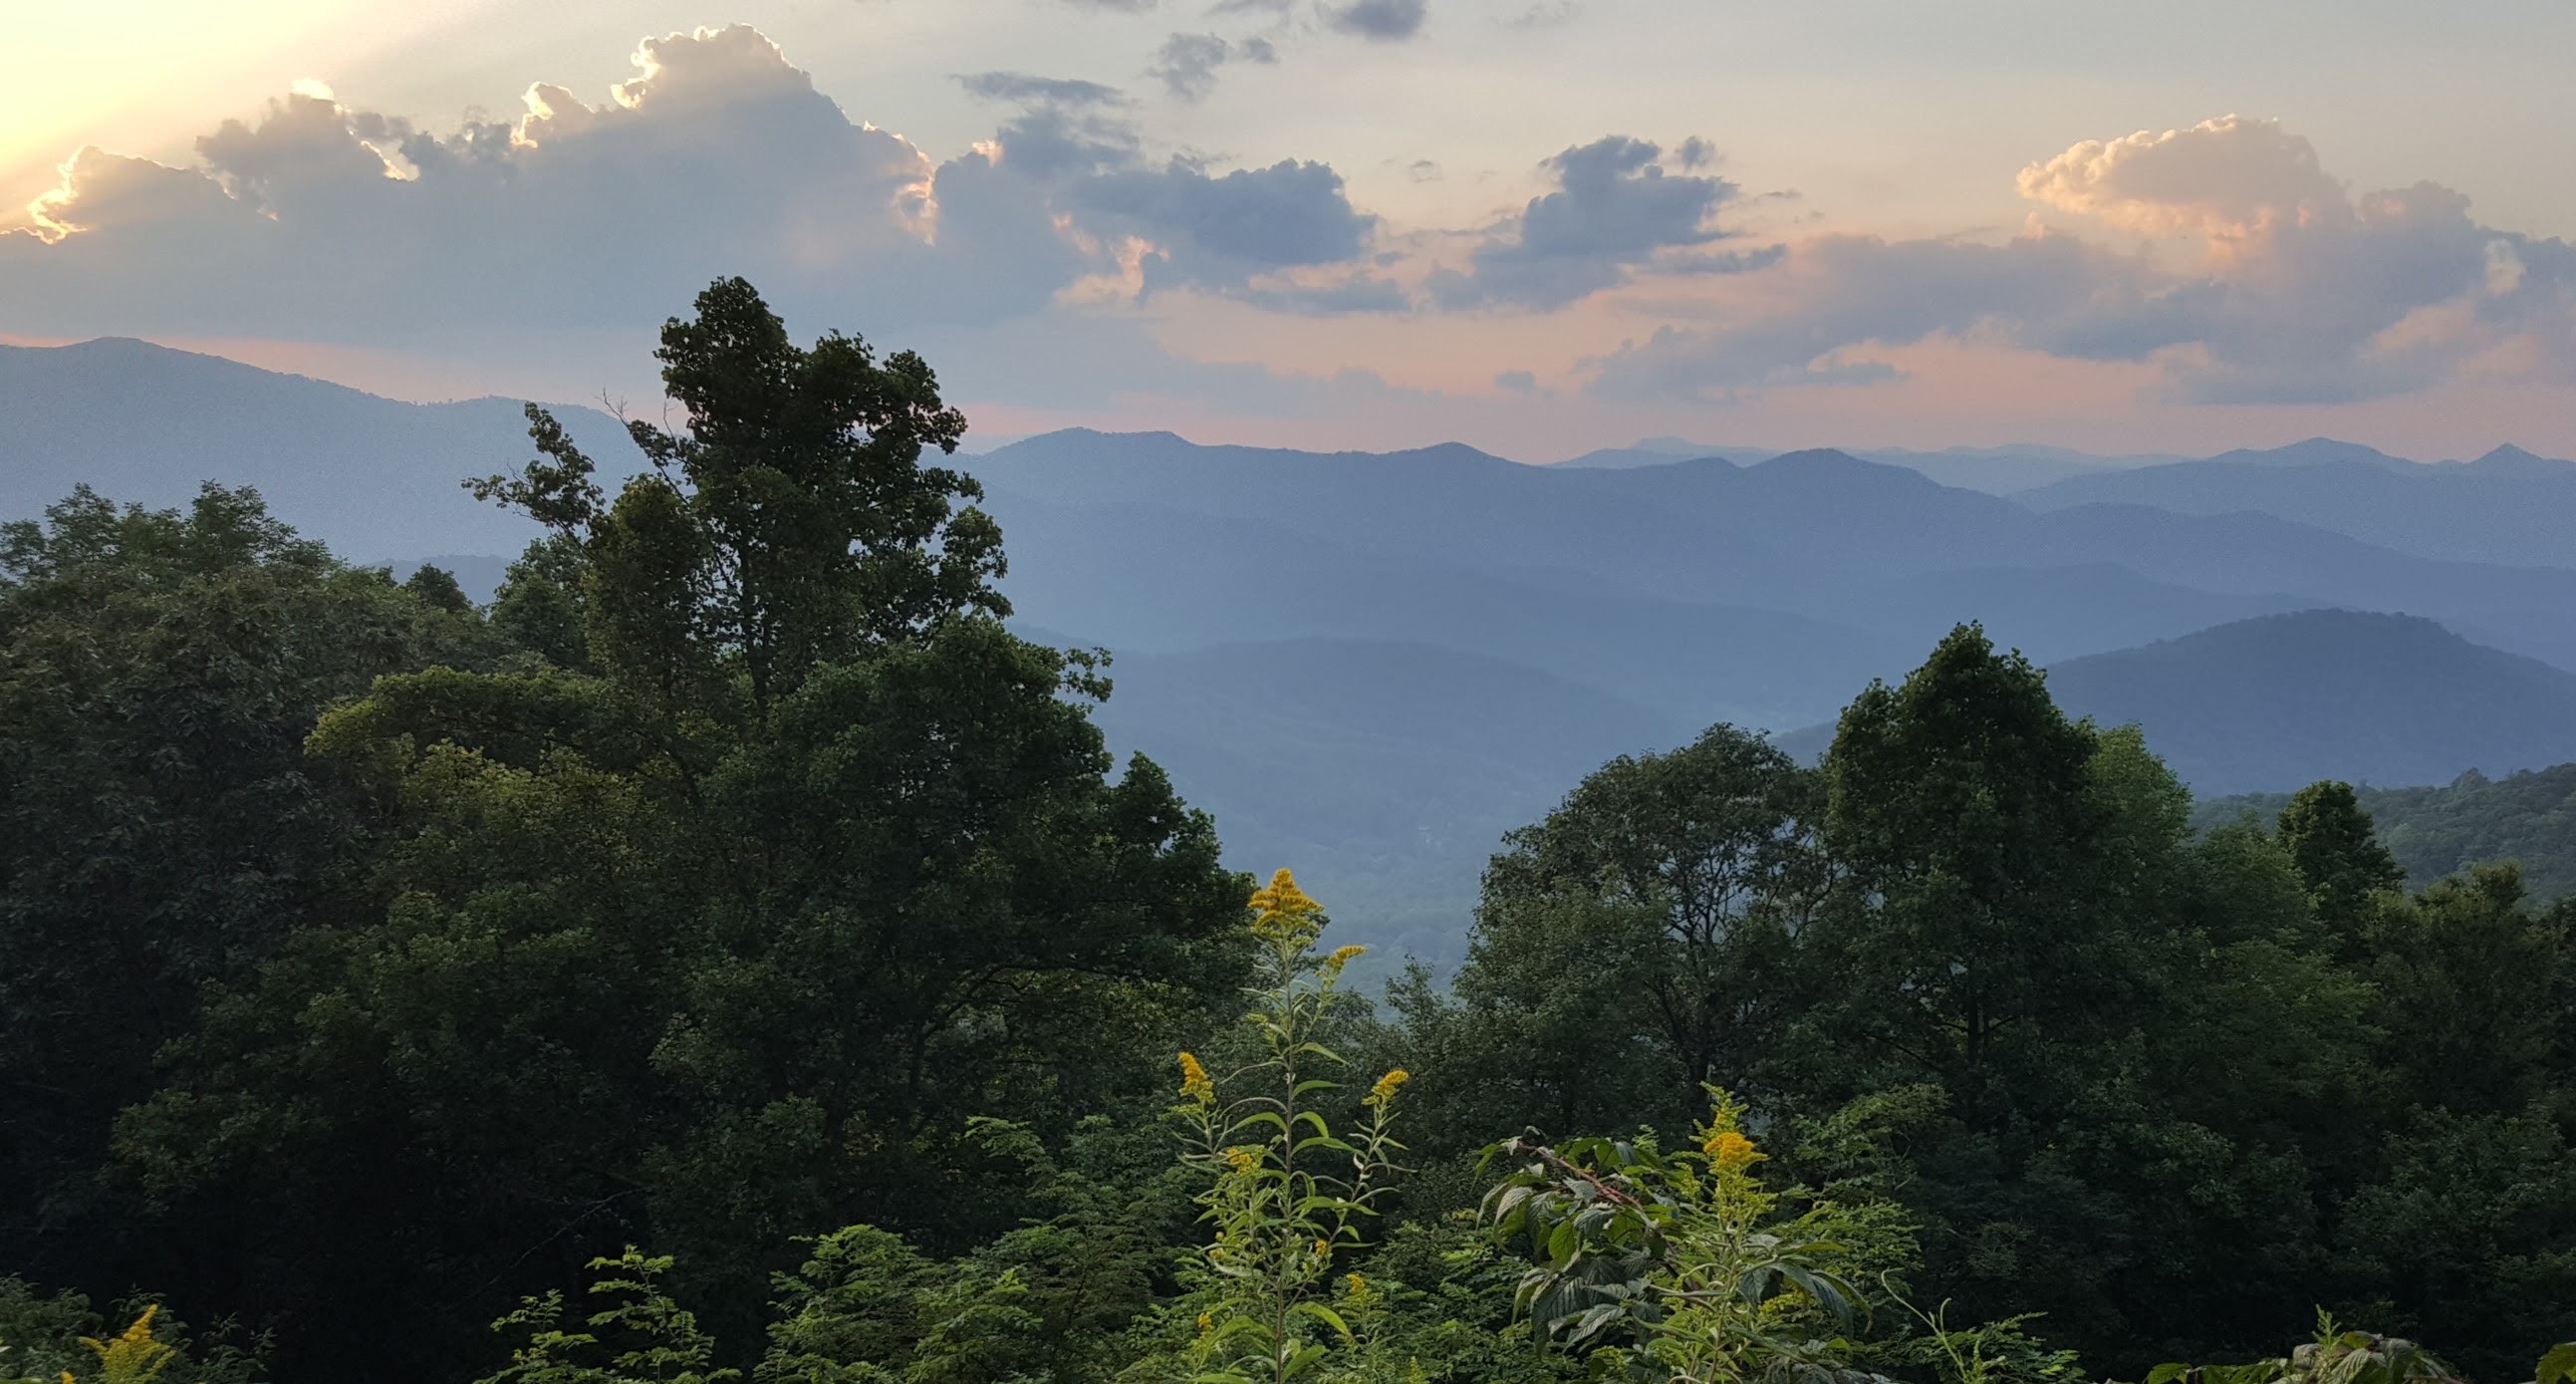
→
(1749, 447, 1939, 487)
(2465, 442, 2574, 475)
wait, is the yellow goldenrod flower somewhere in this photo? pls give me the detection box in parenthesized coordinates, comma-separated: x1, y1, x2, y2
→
(1249, 868, 1325, 943)
(1223, 1146, 1259, 1173)
(1366, 1068, 1410, 1108)
(1326, 944, 1369, 972)
(1197, 1312, 1214, 1335)
(1705, 1130, 1761, 1172)
(1178, 1051, 1215, 1105)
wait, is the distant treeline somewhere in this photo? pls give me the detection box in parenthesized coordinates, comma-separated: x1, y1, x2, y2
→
(2198, 765, 2576, 905)
(5, 281, 2572, 1384)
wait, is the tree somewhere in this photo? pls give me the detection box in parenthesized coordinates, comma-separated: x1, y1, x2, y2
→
(2275, 782, 2405, 945)
(1813, 625, 2124, 1102)
(469, 275, 1004, 716)
(116, 280, 1247, 1382)
(1442, 725, 1825, 1130)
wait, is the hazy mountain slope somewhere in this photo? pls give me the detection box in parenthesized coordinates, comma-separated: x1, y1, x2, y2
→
(0, 338, 636, 558)
(2044, 611, 2576, 795)
(1085, 638, 1697, 969)
(1772, 610, 2576, 795)
(981, 490, 1906, 729)
(2016, 442, 2576, 568)
(1831, 564, 2316, 666)
(2192, 762, 2576, 905)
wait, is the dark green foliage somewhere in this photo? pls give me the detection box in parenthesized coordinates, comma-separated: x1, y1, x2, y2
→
(84, 282, 1246, 1382)
(2197, 764, 2576, 906)
(2277, 781, 2407, 938)
(0, 483, 511, 1296)
(0, 1275, 266, 1384)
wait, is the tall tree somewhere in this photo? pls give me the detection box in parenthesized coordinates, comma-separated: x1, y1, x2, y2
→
(1469, 723, 1825, 1112)
(2276, 780, 2407, 944)
(117, 281, 1245, 1383)
(1814, 624, 2124, 1101)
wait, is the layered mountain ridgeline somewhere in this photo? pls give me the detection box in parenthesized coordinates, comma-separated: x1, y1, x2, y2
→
(964, 429, 2576, 678)
(2197, 761, 2576, 904)
(1554, 436, 2192, 493)
(2016, 436, 2576, 569)
(0, 338, 635, 560)
(16, 341, 2576, 964)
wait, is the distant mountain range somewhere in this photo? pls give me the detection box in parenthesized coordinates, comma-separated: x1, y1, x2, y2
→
(1555, 438, 2188, 493)
(11, 337, 2576, 965)
(0, 338, 635, 560)
(2016, 439, 2576, 569)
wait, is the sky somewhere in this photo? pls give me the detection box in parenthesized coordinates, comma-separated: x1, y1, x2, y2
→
(7, 0, 2576, 460)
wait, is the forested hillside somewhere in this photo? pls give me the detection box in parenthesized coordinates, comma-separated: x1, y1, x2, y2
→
(2197, 762, 2576, 903)
(5, 283, 2574, 1384)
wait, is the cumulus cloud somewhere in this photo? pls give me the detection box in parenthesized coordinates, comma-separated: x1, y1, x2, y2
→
(0, 25, 1382, 351)
(2017, 115, 2343, 245)
(1432, 135, 1742, 309)
(1585, 115, 2576, 405)
(1149, 32, 1277, 101)
(1328, 0, 1428, 39)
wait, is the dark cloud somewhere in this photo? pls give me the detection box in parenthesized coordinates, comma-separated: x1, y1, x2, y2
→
(1328, 0, 1428, 40)
(1149, 32, 1277, 101)
(1493, 369, 1539, 393)
(1433, 135, 1737, 309)
(1080, 157, 1376, 288)
(0, 25, 1380, 349)
(956, 72, 1126, 107)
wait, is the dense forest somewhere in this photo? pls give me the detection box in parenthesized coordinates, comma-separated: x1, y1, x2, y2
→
(5, 281, 2573, 1384)
(2198, 768, 2576, 907)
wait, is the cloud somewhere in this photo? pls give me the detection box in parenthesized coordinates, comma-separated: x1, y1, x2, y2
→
(1328, 0, 1428, 40)
(1149, 32, 1277, 101)
(1502, 1, 1582, 27)
(2017, 115, 2344, 245)
(1078, 156, 1376, 290)
(0, 25, 1380, 352)
(1584, 116, 2576, 406)
(1493, 369, 1539, 393)
(1432, 135, 1739, 308)
(957, 72, 1126, 107)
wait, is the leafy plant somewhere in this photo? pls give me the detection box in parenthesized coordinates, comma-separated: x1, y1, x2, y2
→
(2143, 1315, 2462, 1384)
(478, 1248, 740, 1384)
(1174, 871, 1408, 1384)
(1480, 1089, 1897, 1384)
